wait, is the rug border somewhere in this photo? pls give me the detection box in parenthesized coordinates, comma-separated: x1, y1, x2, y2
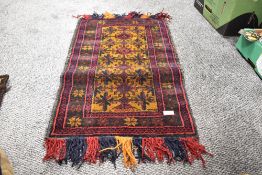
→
(161, 20, 199, 139)
(45, 18, 83, 138)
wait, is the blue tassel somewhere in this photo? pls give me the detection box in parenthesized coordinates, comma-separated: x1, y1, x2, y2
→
(150, 14, 156, 19)
(92, 12, 101, 19)
(65, 137, 87, 167)
(133, 137, 142, 163)
(164, 138, 187, 162)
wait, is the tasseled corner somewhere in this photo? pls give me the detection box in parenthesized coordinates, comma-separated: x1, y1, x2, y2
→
(43, 138, 66, 162)
(153, 11, 172, 20)
(99, 137, 118, 168)
(142, 138, 173, 163)
(82, 15, 92, 20)
(115, 136, 137, 169)
(180, 137, 213, 167)
(84, 137, 100, 164)
(72, 14, 92, 20)
(65, 137, 87, 167)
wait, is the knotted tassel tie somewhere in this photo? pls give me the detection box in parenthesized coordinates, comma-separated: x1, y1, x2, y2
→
(99, 137, 118, 168)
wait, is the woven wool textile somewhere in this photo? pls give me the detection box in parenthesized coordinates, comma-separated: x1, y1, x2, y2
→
(44, 13, 212, 169)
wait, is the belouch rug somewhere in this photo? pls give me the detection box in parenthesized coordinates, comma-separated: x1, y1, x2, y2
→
(44, 12, 212, 170)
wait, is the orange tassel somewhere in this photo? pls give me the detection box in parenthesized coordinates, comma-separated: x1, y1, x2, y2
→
(103, 12, 115, 19)
(115, 136, 137, 169)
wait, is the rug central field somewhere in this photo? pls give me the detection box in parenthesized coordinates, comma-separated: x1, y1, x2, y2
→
(45, 12, 211, 169)
(92, 25, 158, 113)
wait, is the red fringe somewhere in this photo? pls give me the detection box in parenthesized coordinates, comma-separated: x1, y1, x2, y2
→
(142, 138, 173, 162)
(43, 138, 66, 161)
(84, 137, 100, 163)
(180, 137, 213, 167)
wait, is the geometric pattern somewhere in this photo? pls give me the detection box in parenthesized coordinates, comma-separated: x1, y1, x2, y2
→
(49, 18, 196, 137)
(92, 26, 157, 113)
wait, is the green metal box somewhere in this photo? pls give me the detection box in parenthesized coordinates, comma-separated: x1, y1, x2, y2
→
(194, 0, 262, 36)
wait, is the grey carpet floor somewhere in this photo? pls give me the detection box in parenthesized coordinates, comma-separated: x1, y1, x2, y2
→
(0, 0, 261, 174)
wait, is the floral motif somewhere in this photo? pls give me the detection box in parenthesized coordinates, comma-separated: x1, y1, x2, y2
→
(152, 26, 160, 32)
(136, 91, 154, 110)
(124, 117, 137, 126)
(72, 89, 85, 97)
(95, 92, 113, 111)
(86, 30, 96, 34)
(68, 116, 82, 127)
(82, 45, 92, 51)
(78, 66, 88, 71)
(98, 20, 105, 25)
(154, 43, 163, 47)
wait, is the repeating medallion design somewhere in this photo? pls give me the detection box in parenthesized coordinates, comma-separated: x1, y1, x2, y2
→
(91, 26, 158, 113)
